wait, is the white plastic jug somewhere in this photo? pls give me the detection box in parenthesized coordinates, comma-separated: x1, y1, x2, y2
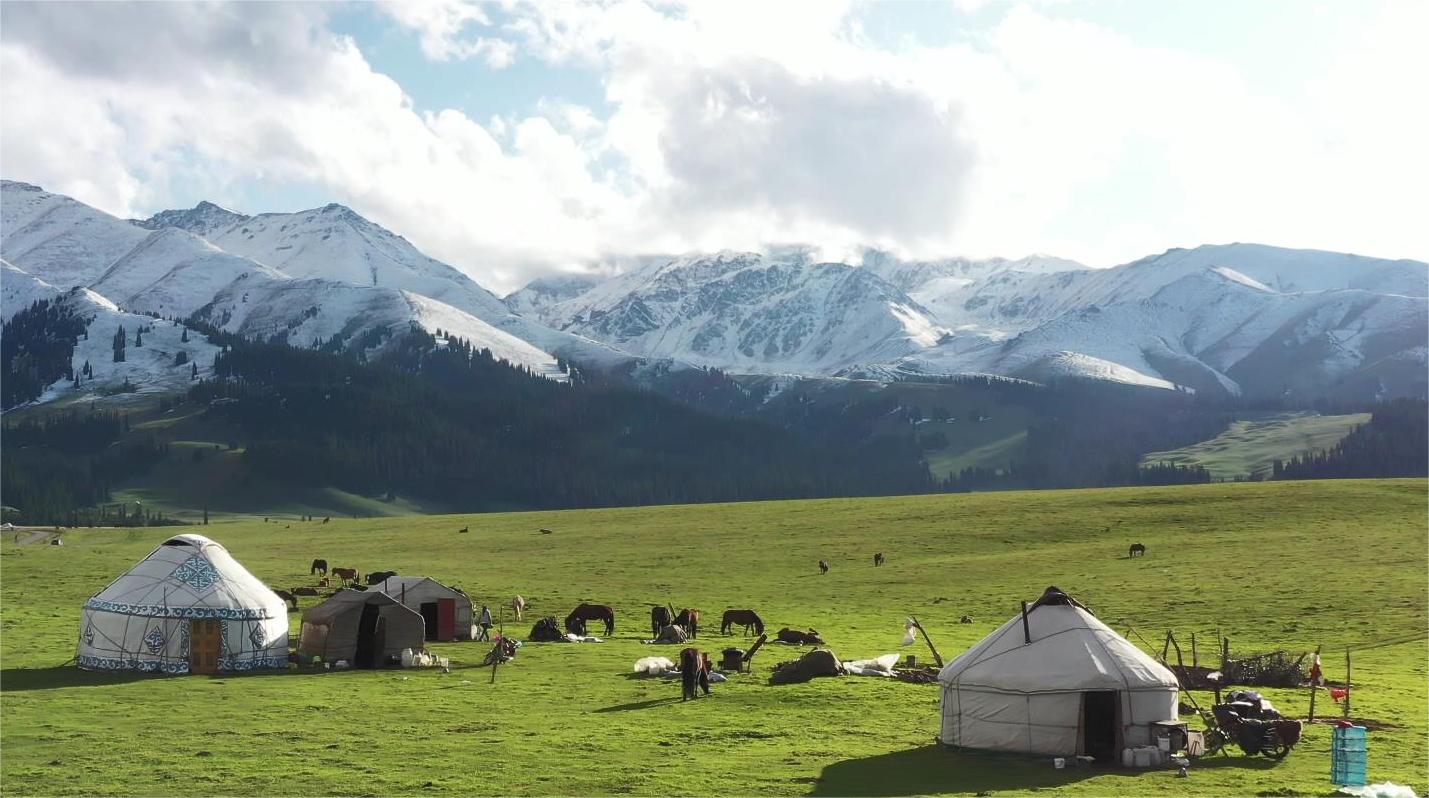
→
(400, 648, 415, 667)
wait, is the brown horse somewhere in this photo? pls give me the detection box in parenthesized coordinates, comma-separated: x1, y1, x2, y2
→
(1129, 543, 1147, 558)
(331, 567, 360, 585)
(776, 627, 825, 646)
(675, 608, 700, 639)
(721, 609, 764, 636)
(273, 589, 297, 611)
(651, 605, 674, 637)
(679, 647, 703, 701)
(566, 603, 615, 636)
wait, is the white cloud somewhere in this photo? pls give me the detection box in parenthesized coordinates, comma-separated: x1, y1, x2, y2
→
(0, 0, 1423, 295)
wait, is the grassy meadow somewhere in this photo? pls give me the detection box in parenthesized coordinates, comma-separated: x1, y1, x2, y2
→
(2, 479, 1425, 796)
(1141, 412, 1370, 480)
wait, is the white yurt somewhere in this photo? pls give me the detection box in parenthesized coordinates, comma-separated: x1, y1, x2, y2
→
(376, 576, 476, 641)
(77, 534, 289, 674)
(937, 586, 1180, 760)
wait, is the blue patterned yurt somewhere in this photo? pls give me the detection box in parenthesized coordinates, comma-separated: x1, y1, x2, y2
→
(76, 534, 289, 674)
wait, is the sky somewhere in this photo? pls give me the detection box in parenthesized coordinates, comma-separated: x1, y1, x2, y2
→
(1, 0, 1425, 294)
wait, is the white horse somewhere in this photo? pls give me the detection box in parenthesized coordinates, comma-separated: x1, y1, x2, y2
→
(512, 595, 526, 621)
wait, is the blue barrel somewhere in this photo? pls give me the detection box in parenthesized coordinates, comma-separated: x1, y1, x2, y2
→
(1331, 725, 1368, 786)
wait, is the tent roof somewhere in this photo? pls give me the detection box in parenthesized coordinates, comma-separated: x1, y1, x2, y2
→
(84, 534, 283, 619)
(378, 576, 466, 597)
(938, 587, 1177, 694)
(301, 589, 420, 624)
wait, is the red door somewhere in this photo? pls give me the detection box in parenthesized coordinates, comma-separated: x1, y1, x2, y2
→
(437, 599, 456, 641)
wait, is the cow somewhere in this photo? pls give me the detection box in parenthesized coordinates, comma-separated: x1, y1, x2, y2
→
(873, 552, 885, 567)
(1129, 543, 1147, 558)
(310, 559, 328, 576)
(331, 567, 360, 586)
(819, 559, 830, 574)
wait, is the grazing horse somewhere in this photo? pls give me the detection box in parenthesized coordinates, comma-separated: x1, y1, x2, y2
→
(776, 628, 825, 646)
(273, 589, 298, 611)
(512, 595, 526, 621)
(720, 609, 764, 636)
(310, 559, 328, 576)
(331, 567, 360, 586)
(873, 552, 885, 567)
(675, 608, 700, 639)
(366, 570, 397, 585)
(1129, 543, 1147, 558)
(679, 647, 702, 701)
(818, 559, 830, 574)
(651, 606, 675, 637)
(566, 603, 615, 637)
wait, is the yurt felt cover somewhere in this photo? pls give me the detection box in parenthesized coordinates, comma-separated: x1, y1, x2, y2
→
(77, 534, 289, 673)
(298, 590, 425, 662)
(378, 576, 475, 637)
(937, 589, 1179, 756)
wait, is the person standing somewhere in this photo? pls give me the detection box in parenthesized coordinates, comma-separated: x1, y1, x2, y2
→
(477, 604, 493, 641)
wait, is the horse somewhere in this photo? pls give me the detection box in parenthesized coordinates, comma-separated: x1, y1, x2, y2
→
(273, 589, 298, 611)
(721, 609, 764, 636)
(458, 526, 469, 534)
(366, 570, 397, 585)
(291, 586, 320, 597)
(1129, 543, 1147, 558)
(819, 559, 830, 574)
(651, 606, 674, 637)
(776, 628, 825, 646)
(959, 615, 973, 624)
(322, 516, 330, 524)
(539, 528, 553, 534)
(331, 567, 360, 586)
(566, 603, 615, 637)
(512, 595, 526, 620)
(679, 647, 703, 701)
(873, 552, 885, 567)
(675, 608, 700, 639)
(310, 559, 328, 576)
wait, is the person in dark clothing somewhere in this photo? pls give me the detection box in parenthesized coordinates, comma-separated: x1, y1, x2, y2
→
(477, 604, 493, 641)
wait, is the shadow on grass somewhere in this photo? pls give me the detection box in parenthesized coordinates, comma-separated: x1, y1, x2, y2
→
(593, 696, 686, 712)
(810, 746, 1112, 796)
(0, 664, 383, 692)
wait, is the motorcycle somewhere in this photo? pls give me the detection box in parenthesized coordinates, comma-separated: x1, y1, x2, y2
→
(1202, 691, 1302, 759)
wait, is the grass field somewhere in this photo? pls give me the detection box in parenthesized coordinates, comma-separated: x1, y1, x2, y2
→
(2, 479, 1425, 796)
(1141, 412, 1370, 480)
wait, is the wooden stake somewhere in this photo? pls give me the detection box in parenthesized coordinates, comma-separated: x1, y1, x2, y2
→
(910, 617, 945, 669)
(1308, 644, 1322, 722)
(1020, 602, 1032, 645)
(1344, 648, 1352, 719)
(1190, 632, 1198, 667)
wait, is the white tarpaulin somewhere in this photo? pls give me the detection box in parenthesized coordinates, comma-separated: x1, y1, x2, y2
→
(937, 587, 1179, 756)
(76, 534, 289, 674)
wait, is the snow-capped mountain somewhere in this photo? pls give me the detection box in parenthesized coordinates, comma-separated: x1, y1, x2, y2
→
(522, 251, 948, 374)
(507, 243, 1426, 398)
(1, 180, 650, 402)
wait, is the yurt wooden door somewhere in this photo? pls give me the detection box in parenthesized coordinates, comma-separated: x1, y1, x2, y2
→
(190, 619, 221, 674)
(437, 598, 456, 641)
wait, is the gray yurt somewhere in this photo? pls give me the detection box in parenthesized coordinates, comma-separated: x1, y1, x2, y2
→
(937, 587, 1179, 760)
(376, 576, 475, 641)
(298, 590, 425, 667)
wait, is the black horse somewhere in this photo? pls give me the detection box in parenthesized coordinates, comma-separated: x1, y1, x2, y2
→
(651, 605, 674, 637)
(873, 552, 885, 567)
(310, 558, 328, 575)
(1129, 543, 1147, 558)
(819, 559, 830, 574)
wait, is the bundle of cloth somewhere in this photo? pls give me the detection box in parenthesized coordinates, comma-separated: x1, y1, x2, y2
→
(769, 649, 843, 685)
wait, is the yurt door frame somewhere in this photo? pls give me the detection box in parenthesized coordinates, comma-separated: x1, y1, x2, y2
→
(1081, 690, 1121, 762)
(437, 598, 456, 641)
(190, 619, 222, 674)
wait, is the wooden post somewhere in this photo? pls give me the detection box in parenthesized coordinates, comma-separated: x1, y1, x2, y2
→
(910, 617, 945, 669)
(1344, 648, 1352, 719)
(1020, 602, 1032, 645)
(1307, 644, 1322, 722)
(1221, 636, 1230, 675)
(1190, 632, 1198, 667)
(1161, 631, 1172, 662)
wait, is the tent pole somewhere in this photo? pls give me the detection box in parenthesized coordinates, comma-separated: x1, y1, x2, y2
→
(909, 617, 944, 668)
(1019, 602, 1031, 645)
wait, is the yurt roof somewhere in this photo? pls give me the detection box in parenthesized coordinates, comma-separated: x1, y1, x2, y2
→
(938, 587, 1177, 694)
(301, 589, 418, 624)
(84, 533, 284, 620)
(378, 576, 466, 597)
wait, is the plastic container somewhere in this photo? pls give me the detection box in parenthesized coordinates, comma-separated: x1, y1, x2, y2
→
(1053, 758, 1065, 769)
(1121, 748, 1135, 768)
(1331, 725, 1368, 787)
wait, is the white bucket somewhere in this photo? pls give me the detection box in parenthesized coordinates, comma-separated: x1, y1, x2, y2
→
(1053, 758, 1066, 769)
(1121, 748, 1135, 768)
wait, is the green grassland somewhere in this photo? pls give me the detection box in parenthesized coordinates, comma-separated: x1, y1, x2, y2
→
(1141, 411, 1370, 480)
(2, 479, 1425, 796)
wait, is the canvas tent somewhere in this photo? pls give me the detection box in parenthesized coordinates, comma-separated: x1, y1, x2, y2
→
(377, 576, 475, 641)
(298, 590, 425, 667)
(76, 534, 289, 674)
(937, 587, 1179, 760)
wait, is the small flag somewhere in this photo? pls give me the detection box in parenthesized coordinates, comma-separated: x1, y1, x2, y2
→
(901, 618, 918, 646)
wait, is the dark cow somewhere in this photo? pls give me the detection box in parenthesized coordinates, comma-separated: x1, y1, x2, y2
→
(873, 552, 885, 567)
(776, 627, 825, 646)
(818, 559, 830, 574)
(675, 608, 700, 639)
(331, 567, 360, 586)
(310, 559, 327, 575)
(720, 609, 764, 636)
(651, 606, 674, 637)
(1129, 543, 1147, 558)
